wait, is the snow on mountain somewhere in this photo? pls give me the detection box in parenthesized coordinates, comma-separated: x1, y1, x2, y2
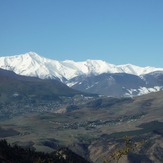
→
(62, 59, 121, 75)
(125, 86, 163, 97)
(0, 52, 163, 81)
(117, 64, 163, 76)
(0, 52, 76, 81)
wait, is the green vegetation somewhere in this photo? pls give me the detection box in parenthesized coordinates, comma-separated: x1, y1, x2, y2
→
(0, 70, 91, 105)
(0, 139, 90, 163)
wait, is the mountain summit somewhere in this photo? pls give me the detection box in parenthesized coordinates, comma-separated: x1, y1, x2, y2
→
(0, 52, 163, 80)
(0, 52, 163, 97)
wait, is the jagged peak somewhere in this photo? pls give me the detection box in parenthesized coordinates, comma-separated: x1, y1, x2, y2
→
(26, 51, 38, 55)
(20, 52, 43, 59)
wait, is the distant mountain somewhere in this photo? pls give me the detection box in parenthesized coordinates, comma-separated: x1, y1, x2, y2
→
(0, 52, 163, 97)
(68, 72, 163, 97)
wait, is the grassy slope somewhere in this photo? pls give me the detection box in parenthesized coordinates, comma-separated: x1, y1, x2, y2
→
(0, 68, 84, 103)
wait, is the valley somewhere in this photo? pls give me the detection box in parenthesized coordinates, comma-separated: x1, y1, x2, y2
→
(0, 91, 163, 163)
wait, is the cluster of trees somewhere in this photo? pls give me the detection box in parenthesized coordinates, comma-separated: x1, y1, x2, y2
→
(0, 139, 90, 163)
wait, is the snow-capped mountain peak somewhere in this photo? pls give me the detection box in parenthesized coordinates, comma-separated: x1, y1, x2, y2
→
(0, 52, 163, 81)
(23, 51, 40, 58)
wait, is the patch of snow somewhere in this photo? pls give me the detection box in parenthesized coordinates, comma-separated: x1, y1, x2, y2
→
(126, 86, 163, 96)
(67, 82, 78, 87)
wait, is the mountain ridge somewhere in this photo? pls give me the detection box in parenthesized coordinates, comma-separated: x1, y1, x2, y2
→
(0, 68, 87, 105)
(1, 52, 163, 81)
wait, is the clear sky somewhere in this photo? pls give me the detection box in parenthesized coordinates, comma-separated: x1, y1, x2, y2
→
(0, 0, 163, 67)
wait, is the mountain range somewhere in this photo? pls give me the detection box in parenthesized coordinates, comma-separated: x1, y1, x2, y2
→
(0, 52, 163, 97)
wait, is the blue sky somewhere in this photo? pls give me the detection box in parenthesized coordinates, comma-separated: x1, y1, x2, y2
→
(0, 0, 163, 67)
